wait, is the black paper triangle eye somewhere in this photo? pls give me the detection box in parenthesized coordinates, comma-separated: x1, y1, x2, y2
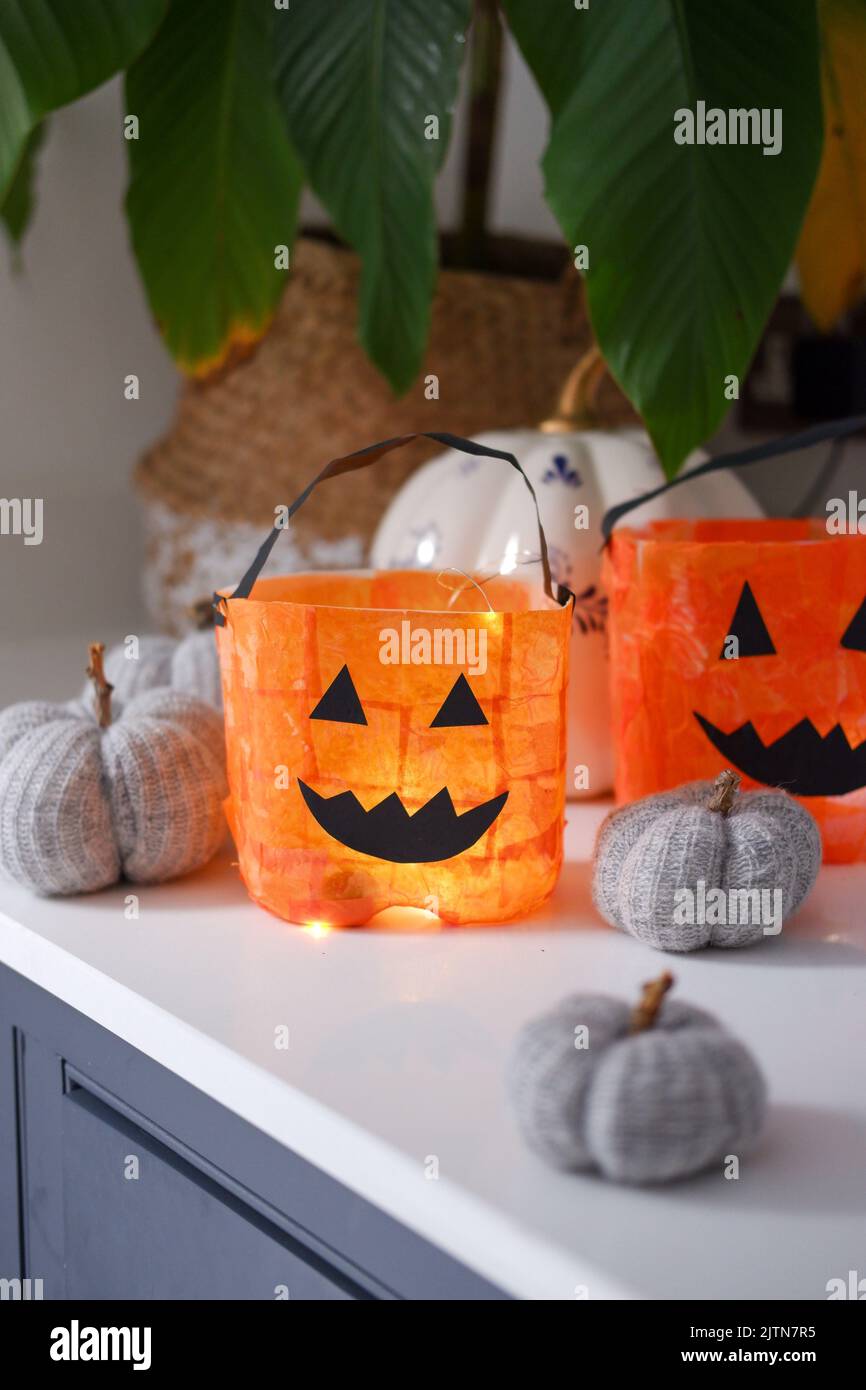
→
(430, 673, 488, 728)
(841, 596, 866, 652)
(720, 581, 776, 658)
(310, 665, 367, 725)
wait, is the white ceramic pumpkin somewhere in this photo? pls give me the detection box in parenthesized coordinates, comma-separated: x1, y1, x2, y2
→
(371, 352, 763, 797)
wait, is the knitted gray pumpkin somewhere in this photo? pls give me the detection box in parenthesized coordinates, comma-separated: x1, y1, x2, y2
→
(85, 629, 222, 710)
(0, 644, 227, 895)
(592, 770, 821, 952)
(508, 973, 767, 1183)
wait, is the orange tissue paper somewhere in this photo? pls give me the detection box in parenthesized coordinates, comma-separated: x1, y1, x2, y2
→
(215, 433, 572, 924)
(605, 519, 866, 863)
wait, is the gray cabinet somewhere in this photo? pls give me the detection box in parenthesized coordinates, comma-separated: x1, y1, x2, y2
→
(0, 965, 506, 1300)
(61, 1082, 360, 1300)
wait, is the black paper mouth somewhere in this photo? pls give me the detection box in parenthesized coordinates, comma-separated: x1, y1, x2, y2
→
(298, 781, 509, 862)
(694, 712, 866, 797)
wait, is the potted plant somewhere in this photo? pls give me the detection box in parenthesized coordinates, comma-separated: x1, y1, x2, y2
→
(1, 0, 859, 625)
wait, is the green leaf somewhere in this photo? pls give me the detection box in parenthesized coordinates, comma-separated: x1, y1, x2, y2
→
(506, 0, 823, 477)
(0, 0, 166, 203)
(1, 121, 46, 249)
(126, 0, 303, 374)
(274, 0, 472, 395)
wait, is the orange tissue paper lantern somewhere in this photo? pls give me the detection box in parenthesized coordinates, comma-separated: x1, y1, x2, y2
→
(214, 433, 573, 926)
(605, 517, 866, 863)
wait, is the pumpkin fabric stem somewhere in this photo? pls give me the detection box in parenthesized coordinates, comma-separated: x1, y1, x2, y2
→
(629, 971, 674, 1034)
(86, 642, 114, 729)
(707, 768, 741, 816)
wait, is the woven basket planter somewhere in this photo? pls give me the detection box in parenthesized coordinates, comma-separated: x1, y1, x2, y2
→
(135, 235, 635, 633)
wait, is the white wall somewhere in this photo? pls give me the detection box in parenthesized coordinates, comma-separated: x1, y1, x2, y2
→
(0, 81, 179, 656)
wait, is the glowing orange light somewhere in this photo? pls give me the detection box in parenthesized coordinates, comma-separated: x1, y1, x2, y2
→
(302, 923, 331, 939)
(217, 570, 570, 925)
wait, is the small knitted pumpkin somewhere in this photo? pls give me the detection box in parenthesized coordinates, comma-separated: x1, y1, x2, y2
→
(85, 606, 222, 710)
(0, 643, 227, 895)
(508, 973, 767, 1183)
(592, 770, 821, 952)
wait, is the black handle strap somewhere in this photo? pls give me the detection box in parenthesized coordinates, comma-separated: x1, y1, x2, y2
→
(214, 431, 572, 623)
(600, 412, 866, 543)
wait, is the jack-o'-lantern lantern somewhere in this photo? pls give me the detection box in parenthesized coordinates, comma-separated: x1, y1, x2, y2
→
(215, 434, 572, 925)
(605, 518, 866, 862)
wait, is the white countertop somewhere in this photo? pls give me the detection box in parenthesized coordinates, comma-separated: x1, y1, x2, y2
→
(1, 636, 865, 1300)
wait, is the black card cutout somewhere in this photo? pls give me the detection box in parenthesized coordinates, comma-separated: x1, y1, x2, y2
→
(310, 665, 367, 725)
(430, 673, 488, 728)
(841, 596, 866, 652)
(720, 581, 776, 658)
(694, 712, 866, 797)
(299, 781, 508, 862)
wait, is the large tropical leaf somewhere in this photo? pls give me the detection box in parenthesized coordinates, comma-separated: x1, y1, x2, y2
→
(126, 0, 303, 374)
(797, 0, 866, 331)
(506, 0, 823, 478)
(1, 122, 46, 249)
(274, 0, 472, 395)
(0, 0, 165, 203)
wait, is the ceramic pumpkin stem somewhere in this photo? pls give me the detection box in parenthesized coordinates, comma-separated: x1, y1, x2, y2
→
(707, 768, 741, 816)
(86, 642, 114, 729)
(540, 345, 608, 433)
(628, 971, 674, 1034)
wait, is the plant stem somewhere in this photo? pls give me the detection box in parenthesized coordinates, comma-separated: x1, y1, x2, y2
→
(86, 642, 113, 729)
(628, 972, 674, 1034)
(707, 768, 740, 816)
(456, 0, 504, 269)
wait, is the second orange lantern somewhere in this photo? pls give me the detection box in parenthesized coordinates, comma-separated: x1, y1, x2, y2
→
(605, 518, 866, 862)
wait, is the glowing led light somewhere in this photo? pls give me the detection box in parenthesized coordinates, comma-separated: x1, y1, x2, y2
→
(302, 922, 331, 939)
(417, 535, 436, 565)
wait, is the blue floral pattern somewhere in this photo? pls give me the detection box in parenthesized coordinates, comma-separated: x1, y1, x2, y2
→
(548, 544, 574, 591)
(542, 453, 582, 487)
(572, 585, 608, 636)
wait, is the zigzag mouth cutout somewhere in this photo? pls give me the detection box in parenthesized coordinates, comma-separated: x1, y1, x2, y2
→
(694, 712, 866, 797)
(298, 781, 509, 862)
